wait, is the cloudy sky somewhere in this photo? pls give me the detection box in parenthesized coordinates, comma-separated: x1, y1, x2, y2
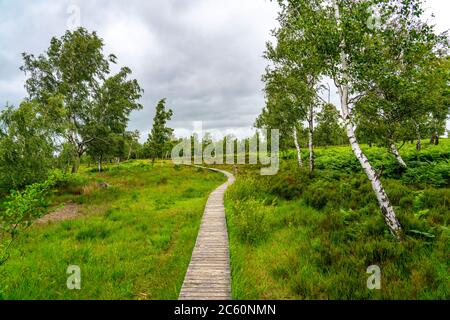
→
(0, 0, 448, 141)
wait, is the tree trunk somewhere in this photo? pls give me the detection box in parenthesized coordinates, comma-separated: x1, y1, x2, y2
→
(308, 112, 314, 174)
(293, 125, 303, 167)
(415, 123, 421, 151)
(333, 0, 402, 240)
(98, 155, 103, 172)
(390, 142, 407, 168)
(344, 119, 403, 240)
(71, 153, 81, 173)
(430, 132, 439, 145)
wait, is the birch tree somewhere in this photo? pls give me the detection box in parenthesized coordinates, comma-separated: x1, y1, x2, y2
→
(260, 28, 320, 172)
(257, 68, 309, 166)
(273, 0, 448, 239)
(147, 99, 174, 162)
(353, 9, 448, 167)
(20, 28, 143, 173)
(330, 0, 403, 239)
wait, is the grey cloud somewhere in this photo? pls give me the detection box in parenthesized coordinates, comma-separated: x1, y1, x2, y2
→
(2, 0, 447, 139)
(0, 0, 278, 140)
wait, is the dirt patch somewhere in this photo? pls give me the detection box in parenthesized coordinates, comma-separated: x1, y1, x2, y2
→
(36, 202, 80, 224)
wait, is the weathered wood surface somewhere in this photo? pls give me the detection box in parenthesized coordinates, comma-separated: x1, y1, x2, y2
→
(179, 167, 234, 300)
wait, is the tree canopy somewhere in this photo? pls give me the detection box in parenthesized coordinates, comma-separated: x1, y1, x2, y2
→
(146, 99, 174, 161)
(20, 27, 143, 172)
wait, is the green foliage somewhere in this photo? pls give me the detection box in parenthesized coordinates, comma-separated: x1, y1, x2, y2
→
(0, 170, 90, 265)
(228, 199, 270, 244)
(268, 167, 309, 200)
(20, 27, 143, 173)
(146, 99, 174, 160)
(0, 161, 226, 299)
(265, 0, 449, 237)
(226, 176, 276, 244)
(0, 178, 55, 264)
(86, 131, 141, 171)
(49, 170, 88, 191)
(225, 140, 450, 299)
(315, 103, 347, 146)
(55, 143, 77, 173)
(0, 102, 54, 191)
(402, 160, 450, 187)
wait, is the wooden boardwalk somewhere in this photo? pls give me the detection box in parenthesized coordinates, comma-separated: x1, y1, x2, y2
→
(179, 167, 234, 300)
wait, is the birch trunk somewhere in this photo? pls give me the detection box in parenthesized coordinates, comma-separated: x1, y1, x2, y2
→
(308, 109, 314, 174)
(127, 147, 132, 160)
(344, 119, 402, 239)
(293, 126, 303, 167)
(390, 142, 407, 168)
(415, 123, 422, 151)
(98, 155, 103, 172)
(333, 0, 402, 240)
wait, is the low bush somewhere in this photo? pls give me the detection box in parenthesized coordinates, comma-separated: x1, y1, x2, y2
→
(0, 178, 55, 264)
(402, 160, 450, 187)
(225, 140, 450, 299)
(227, 198, 271, 244)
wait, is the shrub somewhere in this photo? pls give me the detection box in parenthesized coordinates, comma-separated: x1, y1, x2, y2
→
(0, 178, 55, 264)
(384, 180, 411, 205)
(413, 189, 449, 216)
(50, 170, 87, 191)
(268, 169, 310, 200)
(226, 176, 270, 202)
(228, 199, 271, 244)
(402, 160, 450, 187)
(303, 180, 338, 210)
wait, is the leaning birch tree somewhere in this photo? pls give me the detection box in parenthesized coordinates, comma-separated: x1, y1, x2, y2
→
(277, 0, 448, 239)
(269, 1, 373, 238)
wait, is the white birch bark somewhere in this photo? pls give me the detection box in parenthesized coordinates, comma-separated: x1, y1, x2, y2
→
(293, 125, 303, 167)
(332, 0, 402, 240)
(390, 142, 407, 168)
(414, 121, 422, 151)
(308, 108, 314, 174)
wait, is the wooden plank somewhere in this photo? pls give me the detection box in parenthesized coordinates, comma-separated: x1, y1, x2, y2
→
(179, 167, 234, 300)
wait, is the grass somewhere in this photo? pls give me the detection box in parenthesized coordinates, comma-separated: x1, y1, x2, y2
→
(0, 160, 225, 299)
(1, 139, 448, 300)
(224, 139, 450, 299)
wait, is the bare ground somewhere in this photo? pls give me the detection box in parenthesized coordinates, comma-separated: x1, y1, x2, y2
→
(36, 202, 80, 224)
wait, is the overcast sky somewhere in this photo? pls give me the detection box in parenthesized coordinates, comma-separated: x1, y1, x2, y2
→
(0, 0, 448, 140)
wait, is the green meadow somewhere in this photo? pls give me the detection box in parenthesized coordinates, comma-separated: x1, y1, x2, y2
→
(0, 141, 448, 300)
(223, 140, 450, 299)
(0, 161, 225, 299)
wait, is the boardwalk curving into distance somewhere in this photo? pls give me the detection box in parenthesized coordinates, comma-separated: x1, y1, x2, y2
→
(179, 166, 235, 300)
